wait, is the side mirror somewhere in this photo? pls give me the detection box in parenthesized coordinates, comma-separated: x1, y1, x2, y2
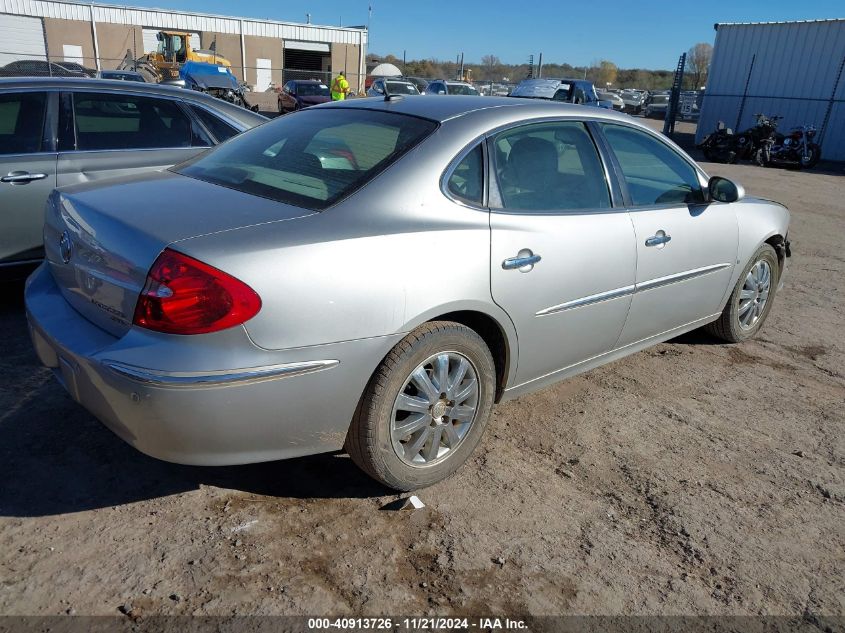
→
(708, 176, 745, 203)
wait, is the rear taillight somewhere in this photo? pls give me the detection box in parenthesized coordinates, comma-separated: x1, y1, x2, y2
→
(133, 249, 261, 335)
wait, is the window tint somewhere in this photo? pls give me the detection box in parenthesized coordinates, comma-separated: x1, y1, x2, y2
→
(189, 105, 239, 143)
(492, 121, 611, 212)
(73, 93, 197, 151)
(0, 92, 47, 155)
(178, 109, 437, 211)
(447, 144, 483, 205)
(599, 123, 704, 206)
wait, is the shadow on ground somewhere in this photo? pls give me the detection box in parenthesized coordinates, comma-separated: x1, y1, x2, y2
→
(0, 281, 388, 519)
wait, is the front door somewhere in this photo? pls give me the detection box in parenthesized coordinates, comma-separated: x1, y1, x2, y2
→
(0, 91, 57, 264)
(596, 123, 738, 346)
(488, 120, 636, 388)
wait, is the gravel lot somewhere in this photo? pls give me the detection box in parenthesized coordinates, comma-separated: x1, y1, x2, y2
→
(0, 118, 842, 619)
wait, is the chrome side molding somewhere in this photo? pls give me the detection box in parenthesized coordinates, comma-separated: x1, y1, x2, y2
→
(536, 263, 732, 317)
(536, 285, 636, 317)
(635, 263, 731, 293)
(102, 359, 340, 388)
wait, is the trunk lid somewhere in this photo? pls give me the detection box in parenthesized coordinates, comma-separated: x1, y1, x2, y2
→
(44, 170, 314, 337)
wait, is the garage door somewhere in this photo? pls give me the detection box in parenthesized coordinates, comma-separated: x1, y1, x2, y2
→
(283, 41, 330, 80)
(142, 29, 201, 54)
(0, 15, 47, 66)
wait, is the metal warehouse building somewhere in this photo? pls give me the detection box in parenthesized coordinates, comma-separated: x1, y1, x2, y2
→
(0, 0, 368, 92)
(697, 19, 845, 161)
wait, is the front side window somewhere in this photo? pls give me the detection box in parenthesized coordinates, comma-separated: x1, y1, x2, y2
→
(598, 123, 704, 206)
(552, 86, 571, 102)
(0, 92, 47, 155)
(73, 93, 198, 151)
(189, 105, 239, 143)
(491, 121, 611, 212)
(177, 109, 437, 211)
(446, 144, 483, 205)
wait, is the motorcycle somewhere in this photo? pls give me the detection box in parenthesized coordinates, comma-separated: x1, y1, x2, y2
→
(697, 121, 737, 163)
(759, 123, 821, 169)
(698, 113, 781, 164)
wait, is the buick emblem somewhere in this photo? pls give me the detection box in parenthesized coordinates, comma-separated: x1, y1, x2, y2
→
(59, 231, 73, 264)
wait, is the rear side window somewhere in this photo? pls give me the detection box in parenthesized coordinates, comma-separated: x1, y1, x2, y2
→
(189, 105, 239, 143)
(491, 121, 611, 212)
(446, 144, 483, 205)
(177, 109, 437, 211)
(0, 92, 47, 155)
(72, 93, 198, 151)
(599, 123, 704, 206)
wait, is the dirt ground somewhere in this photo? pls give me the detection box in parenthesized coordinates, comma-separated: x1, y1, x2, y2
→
(0, 118, 842, 620)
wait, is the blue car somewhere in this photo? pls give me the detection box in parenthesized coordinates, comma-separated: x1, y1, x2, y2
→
(178, 61, 255, 110)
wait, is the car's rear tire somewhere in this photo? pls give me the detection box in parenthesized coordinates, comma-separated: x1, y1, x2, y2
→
(705, 244, 779, 343)
(346, 321, 496, 491)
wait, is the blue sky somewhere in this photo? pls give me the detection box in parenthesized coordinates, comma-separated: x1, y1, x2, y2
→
(123, 0, 842, 70)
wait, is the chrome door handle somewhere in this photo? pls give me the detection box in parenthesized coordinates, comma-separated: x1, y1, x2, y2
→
(2, 172, 48, 184)
(502, 250, 541, 272)
(645, 232, 671, 248)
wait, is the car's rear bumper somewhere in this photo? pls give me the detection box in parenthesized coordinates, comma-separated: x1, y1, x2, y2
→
(25, 263, 400, 466)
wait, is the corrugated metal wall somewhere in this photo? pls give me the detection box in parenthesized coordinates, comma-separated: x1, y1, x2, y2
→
(0, 0, 368, 45)
(698, 20, 845, 161)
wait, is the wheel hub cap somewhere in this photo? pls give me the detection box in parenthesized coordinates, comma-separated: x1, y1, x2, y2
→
(431, 401, 448, 420)
(390, 351, 480, 467)
(738, 260, 772, 330)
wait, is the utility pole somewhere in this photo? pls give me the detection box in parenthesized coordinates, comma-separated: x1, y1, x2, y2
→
(367, 5, 372, 57)
(537, 52, 543, 79)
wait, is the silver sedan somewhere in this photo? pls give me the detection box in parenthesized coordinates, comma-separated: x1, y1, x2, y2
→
(26, 96, 791, 490)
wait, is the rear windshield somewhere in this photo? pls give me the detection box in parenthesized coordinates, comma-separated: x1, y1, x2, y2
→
(177, 109, 437, 211)
(448, 84, 479, 96)
(385, 81, 419, 95)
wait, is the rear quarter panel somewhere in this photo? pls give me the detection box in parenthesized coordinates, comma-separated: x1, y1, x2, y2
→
(173, 126, 508, 354)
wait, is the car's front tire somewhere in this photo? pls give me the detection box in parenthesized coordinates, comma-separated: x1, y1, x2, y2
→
(346, 322, 496, 491)
(706, 244, 779, 343)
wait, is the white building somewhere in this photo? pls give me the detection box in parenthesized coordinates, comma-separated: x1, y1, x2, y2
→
(697, 19, 845, 161)
(0, 0, 368, 92)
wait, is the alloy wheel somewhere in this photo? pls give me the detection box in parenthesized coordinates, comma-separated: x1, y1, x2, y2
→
(390, 352, 480, 467)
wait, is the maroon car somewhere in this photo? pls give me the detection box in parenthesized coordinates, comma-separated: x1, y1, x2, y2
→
(278, 79, 331, 113)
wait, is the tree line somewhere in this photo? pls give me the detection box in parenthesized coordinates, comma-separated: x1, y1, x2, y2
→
(370, 43, 712, 91)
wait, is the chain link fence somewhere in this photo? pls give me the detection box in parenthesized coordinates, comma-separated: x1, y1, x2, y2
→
(1, 53, 527, 117)
(0, 52, 372, 112)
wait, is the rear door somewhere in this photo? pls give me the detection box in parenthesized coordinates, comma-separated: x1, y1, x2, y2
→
(0, 90, 57, 264)
(488, 120, 636, 387)
(57, 90, 212, 188)
(596, 122, 738, 347)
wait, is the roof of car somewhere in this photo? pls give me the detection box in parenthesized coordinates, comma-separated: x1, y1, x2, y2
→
(322, 94, 634, 125)
(0, 76, 268, 126)
(290, 79, 325, 84)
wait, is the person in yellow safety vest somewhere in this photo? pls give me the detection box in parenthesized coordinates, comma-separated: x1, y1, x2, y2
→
(331, 72, 350, 101)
